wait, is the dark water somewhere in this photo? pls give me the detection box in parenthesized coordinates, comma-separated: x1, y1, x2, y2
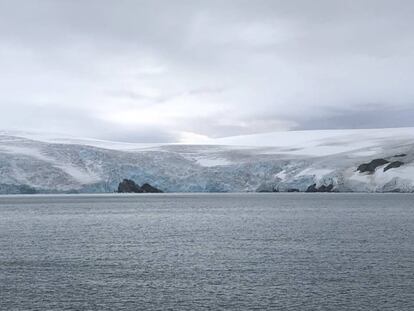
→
(0, 194, 413, 310)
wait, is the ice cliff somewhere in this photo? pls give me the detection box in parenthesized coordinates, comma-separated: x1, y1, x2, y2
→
(1, 128, 414, 193)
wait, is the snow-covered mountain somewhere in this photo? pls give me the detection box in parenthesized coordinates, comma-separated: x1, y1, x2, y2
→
(1, 128, 414, 194)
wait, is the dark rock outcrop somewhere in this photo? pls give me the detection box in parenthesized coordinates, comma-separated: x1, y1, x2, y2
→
(118, 179, 143, 193)
(357, 159, 389, 174)
(117, 179, 162, 193)
(394, 154, 407, 158)
(306, 184, 318, 192)
(384, 161, 404, 172)
(306, 184, 334, 192)
(141, 183, 163, 193)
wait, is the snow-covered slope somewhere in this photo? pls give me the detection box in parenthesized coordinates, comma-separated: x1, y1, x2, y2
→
(1, 128, 414, 193)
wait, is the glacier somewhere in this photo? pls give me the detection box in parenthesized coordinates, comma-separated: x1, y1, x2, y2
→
(1, 128, 414, 194)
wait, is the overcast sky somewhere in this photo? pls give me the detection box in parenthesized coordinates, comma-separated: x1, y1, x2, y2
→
(1, 0, 414, 143)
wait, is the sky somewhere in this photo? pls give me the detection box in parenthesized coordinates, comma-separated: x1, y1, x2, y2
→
(1, 0, 414, 143)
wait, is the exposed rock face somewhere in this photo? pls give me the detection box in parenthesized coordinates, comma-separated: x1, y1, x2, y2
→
(117, 179, 162, 193)
(141, 183, 163, 193)
(306, 184, 318, 192)
(117, 179, 143, 193)
(306, 184, 334, 193)
(394, 154, 407, 158)
(384, 161, 404, 172)
(357, 158, 404, 174)
(357, 159, 389, 174)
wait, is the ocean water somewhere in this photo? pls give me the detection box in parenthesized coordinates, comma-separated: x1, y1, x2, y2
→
(0, 193, 413, 310)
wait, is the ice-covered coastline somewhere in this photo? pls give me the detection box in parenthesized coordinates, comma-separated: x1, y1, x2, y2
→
(1, 128, 414, 194)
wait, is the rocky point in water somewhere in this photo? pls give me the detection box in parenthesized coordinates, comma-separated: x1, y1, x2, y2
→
(117, 179, 163, 193)
(141, 183, 163, 193)
(306, 184, 335, 192)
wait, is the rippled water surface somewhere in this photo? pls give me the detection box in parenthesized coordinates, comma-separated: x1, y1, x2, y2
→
(0, 193, 413, 310)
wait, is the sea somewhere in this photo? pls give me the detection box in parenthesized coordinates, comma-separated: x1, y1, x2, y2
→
(0, 193, 413, 310)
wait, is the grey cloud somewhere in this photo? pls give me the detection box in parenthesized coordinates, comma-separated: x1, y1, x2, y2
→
(1, 0, 414, 142)
(296, 105, 414, 131)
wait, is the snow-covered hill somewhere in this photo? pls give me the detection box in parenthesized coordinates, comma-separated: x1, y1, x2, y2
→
(1, 128, 414, 193)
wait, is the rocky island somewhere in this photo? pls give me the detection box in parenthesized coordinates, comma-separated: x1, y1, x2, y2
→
(117, 179, 163, 193)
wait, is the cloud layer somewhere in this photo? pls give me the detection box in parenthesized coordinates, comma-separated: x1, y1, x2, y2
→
(1, 0, 414, 142)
